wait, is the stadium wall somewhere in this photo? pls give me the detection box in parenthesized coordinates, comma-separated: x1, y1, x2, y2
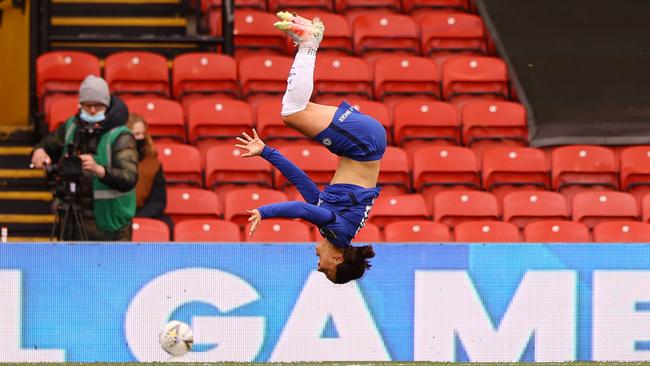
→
(1, 243, 650, 362)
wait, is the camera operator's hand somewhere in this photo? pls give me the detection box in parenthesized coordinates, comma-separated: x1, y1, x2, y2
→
(31, 148, 51, 169)
(80, 154, 106, 178)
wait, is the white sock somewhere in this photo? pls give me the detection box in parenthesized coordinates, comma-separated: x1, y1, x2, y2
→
(281, 47, 317, 116)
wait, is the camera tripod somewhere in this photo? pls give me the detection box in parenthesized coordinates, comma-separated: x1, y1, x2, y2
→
(51, 195, 89, 241)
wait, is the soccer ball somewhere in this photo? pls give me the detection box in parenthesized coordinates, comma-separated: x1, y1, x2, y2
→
(159, 320, 194, 357)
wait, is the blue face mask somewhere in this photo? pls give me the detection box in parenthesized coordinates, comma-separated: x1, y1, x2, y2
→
(80, 109, 106, 124)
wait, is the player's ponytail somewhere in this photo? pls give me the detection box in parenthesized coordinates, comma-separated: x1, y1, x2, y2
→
(333, 245, 375, 284)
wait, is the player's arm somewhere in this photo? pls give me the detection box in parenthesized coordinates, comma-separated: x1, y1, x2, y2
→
(236, 129, 321, 204)
(246, 202, 334, 237)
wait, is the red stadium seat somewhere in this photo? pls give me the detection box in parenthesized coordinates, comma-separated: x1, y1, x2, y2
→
(155, 143, 203, 187)
(642, 194, 650, 223)
(186, 99, 253, 148)
(284, 11, 352, 56)
(224, 188, 289, 227)
(441, 56, 508, 101)
(412, 146, 480, 212)
(314, 55, 372, 100)
(481, 147, 549, 200)
(572, 191, 638, 229)
(523, 220, 590, 243)
(47, 95, 78, 132)
(393, 100, 460, 154)
(353, 222, 382, 242)
(172, 53, 238, 108)
(551, 145, 618, 203)
(460, 100, 528, 148)
(238, 55, 293, 100)
(368, 194, 429, 228)
(204, 145, 274, 193)
(165, 187, 221, 224)
(105, 51, 169, 98)
(454, 220, 519, 242)
(336, 0, 401, 13)
(246, 218, 313, 242)
(174, 219, 242, 242)
(353, 14, 419, 57)
(233, 11, 286, 59)
(255, 98, 308, 145)
(378, 146, 411, 195)
(502, 191, 568, 229)
(268, 0, 333, 12)
(419, 12, 486, 56)
(593, 221, 650, 243)
(434, 190, 498, 228)
(275, 144, 338, 195)
(36, 51, 100, 113)
(402, 0, 469, 13)
(126, 99, 185, 142)
(373, 56, 440, 101)
(384, 220, 451, 242)
(619, 146, 650, 203)
(132, 218, 170, 242)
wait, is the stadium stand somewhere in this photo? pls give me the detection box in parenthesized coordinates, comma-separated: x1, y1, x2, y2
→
(165, 187, 221, 224)
(592, 221, 650, 243)
(223, 188, 289, 227)
(523, 220, 591, 243)
(392, 100, 460, 154)
(502, 191, 569, 229)
(453, 220, 520, 242)
(384, 220, 451, 242)
(104, 51, 170, 99)
(245, 218, 313, 242)
(434, 190, 499, 228)
(174, 219, 242, 242)
(131, 217, 171, 242)
(155, 143, 203, 188)
(369, 194, 429, 228)
(172, 53, 239, 109)
(126, 98, 186, 143)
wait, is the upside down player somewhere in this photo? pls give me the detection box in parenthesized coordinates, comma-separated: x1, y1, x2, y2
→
(236, 12, 387, 284)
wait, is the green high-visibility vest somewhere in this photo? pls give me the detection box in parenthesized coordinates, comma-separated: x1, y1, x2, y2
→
(64, 117, 136, 231)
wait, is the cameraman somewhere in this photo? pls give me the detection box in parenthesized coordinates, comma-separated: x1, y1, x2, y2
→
(31, 75, 138, 241)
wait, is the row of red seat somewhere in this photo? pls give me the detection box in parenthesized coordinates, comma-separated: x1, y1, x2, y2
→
(162, 187, 650, 230)
(38, 50, 509, 122)
(202, 0, 473, 14)
(133, 216, 650, 243)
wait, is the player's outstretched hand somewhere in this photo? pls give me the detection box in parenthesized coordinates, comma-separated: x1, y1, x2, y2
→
(235, 129, 265, 158)
(246, 209, 261, 237)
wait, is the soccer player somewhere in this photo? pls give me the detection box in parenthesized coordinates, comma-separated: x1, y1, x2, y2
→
(236, 12, 387, 284)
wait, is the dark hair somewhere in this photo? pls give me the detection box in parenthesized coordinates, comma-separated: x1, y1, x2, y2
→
(333, 245, 375, 284)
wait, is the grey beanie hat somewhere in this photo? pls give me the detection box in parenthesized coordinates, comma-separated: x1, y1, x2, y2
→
(79, 75, 111, 107)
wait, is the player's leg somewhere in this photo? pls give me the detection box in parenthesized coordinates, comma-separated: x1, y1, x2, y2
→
(274, 13, 338, 138)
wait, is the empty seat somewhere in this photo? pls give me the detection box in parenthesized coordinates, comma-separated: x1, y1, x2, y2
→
(314, 55, 372, 100)
(336, 0, 401, 13)
(155, 143, 203, 187)
(275, 144, 338, 193)
(187, 99, 253, 148)
(412, 146, 480, 212)
(393, 100, 460, 153)
(572, 191, 638, 229)
(36, 51, 100, 112)
(368, 194, 429, 228)
(126, 99, 185, 142)
(165, 187, 221, 224)
(434, 190, 498, 228)
(204, 145, 274, 192)
(523, 220, 590, 242)
(255, 98, 308, 144)
(593, 221, 650, 243)
(419, 12, 486, 56)
(378, 146, 411, 194)
(172, 53, 238, 107)
(132, 218, 170, 242)
(402, 0, 469, 13)
(441, 56, 508, 101)
(619, 146, 650, 202)
(454, 220, 519, 242)
(353, 14, 418, 57)
(224, 188, 289, 227)
(246, 218, 313, 242)
(238, 55, 293, 99)
(384, 220, 450, 242)
(353, 222, 382, 242)
(233, 10, 286, 58)
(460, 100, 528, 148)
(105, 51, 170, 98)
(374, 56, 440, 101)
(503, 191, 568, 229)
(481, 147, 549, 199)
(551, 145, 618, 201)
(47, 95, 78, 132)
(174, 219, 241, 242)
